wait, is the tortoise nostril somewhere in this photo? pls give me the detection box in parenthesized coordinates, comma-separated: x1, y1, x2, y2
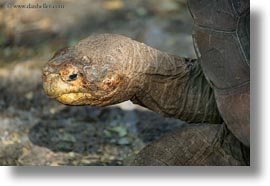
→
(67, 73, 78, 81)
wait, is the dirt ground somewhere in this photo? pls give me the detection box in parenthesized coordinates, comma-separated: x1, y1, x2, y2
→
(0, 0, 195, 166)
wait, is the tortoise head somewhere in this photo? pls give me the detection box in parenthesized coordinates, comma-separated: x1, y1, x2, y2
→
(42, 34, 133, 106)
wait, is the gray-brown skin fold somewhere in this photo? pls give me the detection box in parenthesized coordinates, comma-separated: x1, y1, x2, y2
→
(126, 43, 222, 124)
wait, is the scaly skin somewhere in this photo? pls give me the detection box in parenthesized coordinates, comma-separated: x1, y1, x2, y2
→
(133, 124, 249, 166)
(42, 34, 249, 165)
(43, 34, 221, 124)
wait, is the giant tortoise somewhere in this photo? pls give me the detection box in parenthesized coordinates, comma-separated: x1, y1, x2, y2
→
(42, 0, 250, 165)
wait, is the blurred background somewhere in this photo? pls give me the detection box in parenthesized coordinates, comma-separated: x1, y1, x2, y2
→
(0, 0, 195, 165)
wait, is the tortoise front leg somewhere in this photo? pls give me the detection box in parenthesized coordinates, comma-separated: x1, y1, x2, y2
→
(133, 123, 249, 166)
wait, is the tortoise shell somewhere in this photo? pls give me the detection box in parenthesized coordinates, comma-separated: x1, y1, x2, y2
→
(188, 0, 250, 146)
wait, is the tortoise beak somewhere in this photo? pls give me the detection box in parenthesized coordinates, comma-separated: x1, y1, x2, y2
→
(42, 73, 61, 98)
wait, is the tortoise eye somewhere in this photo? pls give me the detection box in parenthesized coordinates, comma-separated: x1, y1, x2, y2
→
(67, 73, 78, 81)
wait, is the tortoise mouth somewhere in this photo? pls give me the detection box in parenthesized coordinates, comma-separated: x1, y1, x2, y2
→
(43, 73, 90, 100)
(56, 92, 98, 105)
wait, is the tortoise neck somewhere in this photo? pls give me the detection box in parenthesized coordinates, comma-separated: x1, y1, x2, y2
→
(123, 44, 221, 123)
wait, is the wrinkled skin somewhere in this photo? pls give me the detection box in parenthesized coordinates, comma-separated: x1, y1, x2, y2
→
(134, 124, 249, 166)
(43, 34, 249, 166)
(43, 34, 221, 123)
